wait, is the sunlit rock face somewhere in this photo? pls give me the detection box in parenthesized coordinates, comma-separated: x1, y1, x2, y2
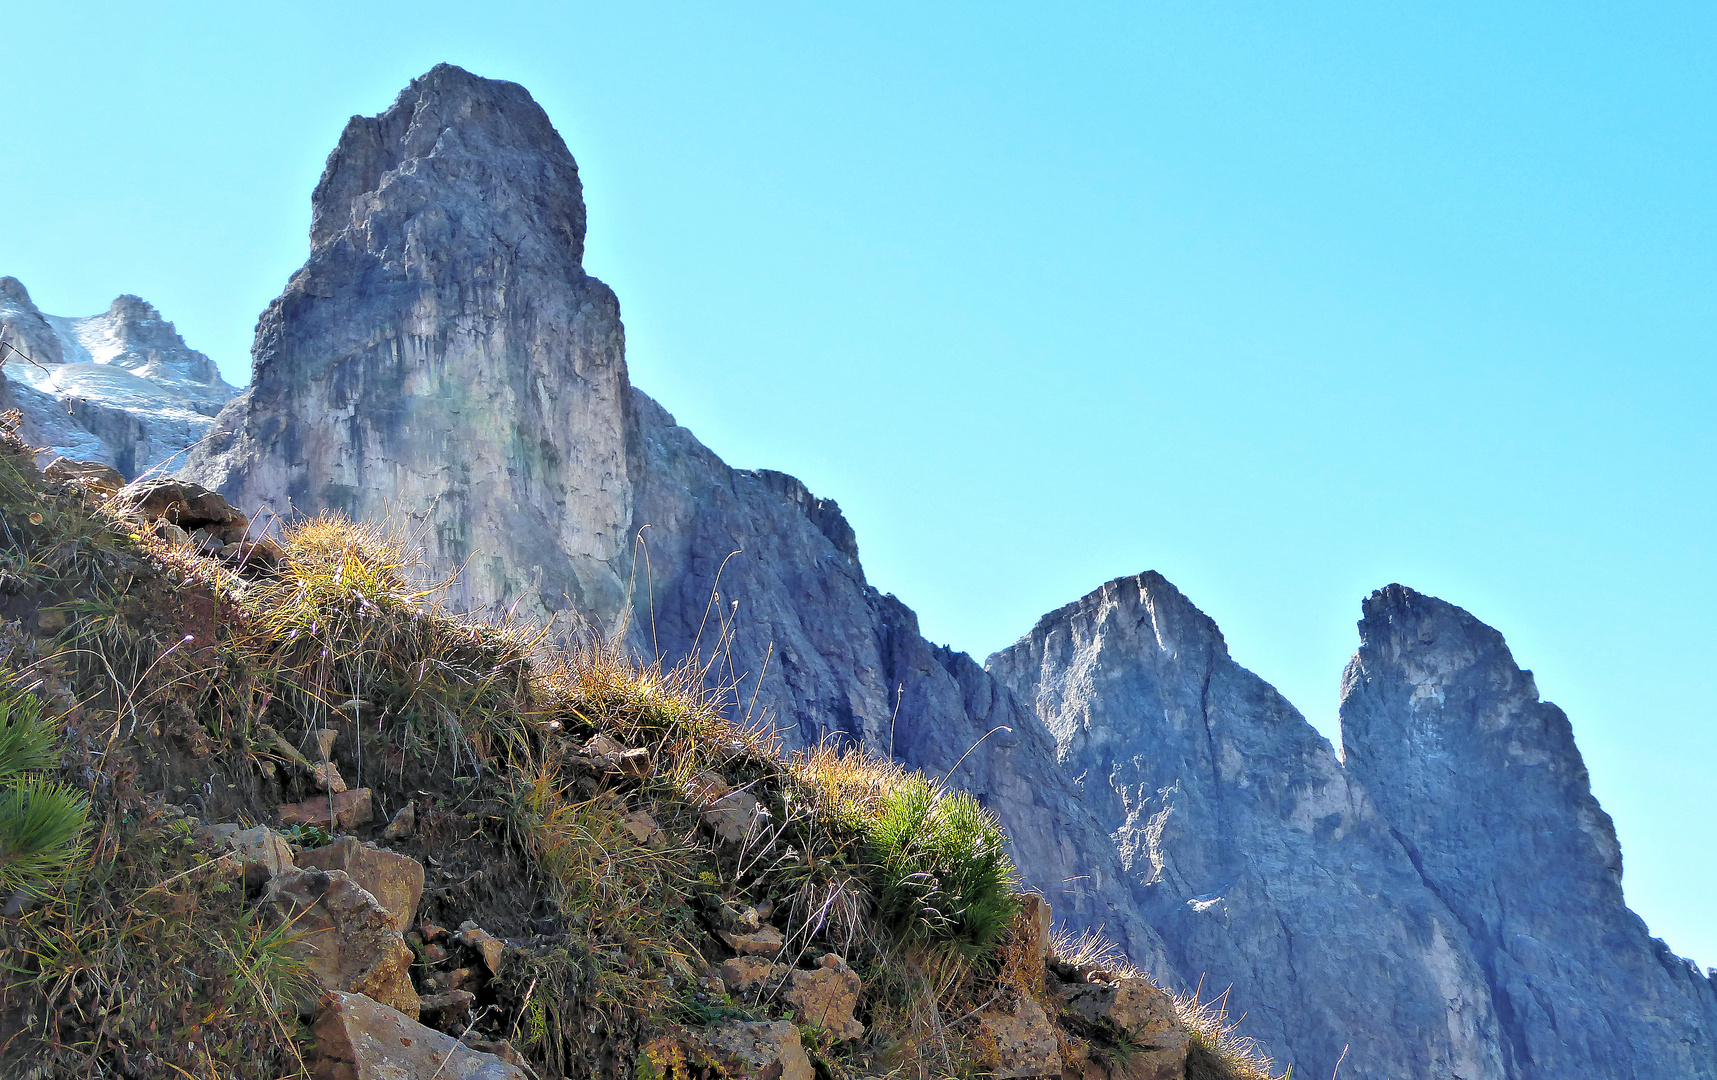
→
(176, 63, 1717, 1080)
(1340, 585, 1717, 1080)
(179, 64, 1171, 970)
(0, 277, 237, 477)
(988, 573, 1507, 1080)
(185, 64, 635, 624)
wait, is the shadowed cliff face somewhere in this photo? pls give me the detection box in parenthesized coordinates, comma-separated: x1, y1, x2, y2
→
(179, 64, 1171, 970)
(988, 573, 1507, 1080)
(1341, 585, 1717, 1079)
(173, 63, 1717, 1080)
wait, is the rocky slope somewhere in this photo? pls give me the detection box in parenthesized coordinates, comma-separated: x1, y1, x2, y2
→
(1340, 586, 1717, 1078)
(156, 63, 1716, 1077)
(181, 64, 1171, 972)
(0, 277, 237, 476)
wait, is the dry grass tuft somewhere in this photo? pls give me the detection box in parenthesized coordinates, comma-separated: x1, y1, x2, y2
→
(1177, 988, 1290, 1080)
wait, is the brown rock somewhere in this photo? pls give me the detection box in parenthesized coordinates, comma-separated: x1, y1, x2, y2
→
(720, 955, 787, 992)
(720, 924, 785, 957)
(420, 920, 450, 943)
(280, 788, 374, 831)
(310, 990, 525, 1080)
(270, 868, 420, 1019)
(456, 924, 506, 976)
(977, 993, 1062, 1079)
(297, 836, 425, 931)
(117, 477, 247, 531)
(783, 966, 865, 1040)
(622, 809, 666, 848)
(382, 802, 416, 840)
(656, 1020, 815, 1080)
(43, 457, 124, 495)
(1052, 978, 1188, 1080)
(418, 988, 475, 1033)
(313, 728, 340, 759)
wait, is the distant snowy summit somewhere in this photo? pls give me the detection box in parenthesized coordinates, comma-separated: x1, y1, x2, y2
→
(0, 276, 238, 479)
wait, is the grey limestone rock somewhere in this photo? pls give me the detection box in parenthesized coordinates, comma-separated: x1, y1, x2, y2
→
(178, 64, 1169, 968)
(1341, 584, 1717, 1079)
(168, 63, 1716, 1080)
(0, 277, 237, 477)
(988, 573, 1506, 1080)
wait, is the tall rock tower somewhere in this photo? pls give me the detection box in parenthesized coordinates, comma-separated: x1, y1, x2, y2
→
(187, 64, 636, 626)
(1340, 585, 1717, 1078)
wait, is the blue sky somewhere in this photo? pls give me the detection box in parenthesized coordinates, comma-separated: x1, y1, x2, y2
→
(5, 2, 1712, 969)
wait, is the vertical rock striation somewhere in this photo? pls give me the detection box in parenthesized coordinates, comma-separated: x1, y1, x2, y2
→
(186, 64, 634, 625)
(180, 64, 1169, 969)
(0, 278, 236, 476)
(1340, 584, 1717, 1079)
(988, 573, 1506, 1080)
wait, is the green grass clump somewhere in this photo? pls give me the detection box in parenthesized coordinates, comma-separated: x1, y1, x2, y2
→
(868, 774, 1017, 956)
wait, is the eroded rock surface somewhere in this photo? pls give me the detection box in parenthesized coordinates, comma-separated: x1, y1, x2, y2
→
(178, 62, 1166, 970)
(989, 573, 1505, 1080)
(269, 867, 420, 1018)
(312, 990, 524, 1080)
(1340, 585, 1717, 1079)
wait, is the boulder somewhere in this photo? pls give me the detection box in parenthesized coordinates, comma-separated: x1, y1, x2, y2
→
(116, 477, 247, 531)
(269, 868, 420, 1019)
(1052, 979, 1187, 1080)
(977, 993, 1062, 1079)
(644, 1020, 814, 1080)
(279, 788, 374, 831)
(720, 925, 785, 957)
(311, 990, 524, 1080)
(42, 457, 124, 495)
(197, 823, 296, 889)
(719, 955, 787, 993)
(783, 966, 864, 1040)
(296, 836, 425, 931)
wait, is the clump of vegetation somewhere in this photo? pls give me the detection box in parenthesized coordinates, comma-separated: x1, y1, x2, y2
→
(1049, 927, 1290, 1080)
(0, 676, 89, 910)
(0, 411, 1290, 1080)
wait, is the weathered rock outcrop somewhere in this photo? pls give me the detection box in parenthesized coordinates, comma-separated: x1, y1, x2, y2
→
(0, 277, 237, 476)
(989, 573, 1506, 1080)
(170, 64, 1716, 1079)
(179, 64, 1169, 970)
(1341, 585, 1717, 1079)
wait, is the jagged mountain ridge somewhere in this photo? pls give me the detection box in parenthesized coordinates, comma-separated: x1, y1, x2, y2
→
(180, 64, 1175, 973)
(45, 63, 1710, 1077)
(0, 277, 238, 477)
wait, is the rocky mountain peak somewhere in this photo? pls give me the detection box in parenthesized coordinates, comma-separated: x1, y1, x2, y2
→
(1341, 585, 1717, 1079)
(308, 63, 586, 266)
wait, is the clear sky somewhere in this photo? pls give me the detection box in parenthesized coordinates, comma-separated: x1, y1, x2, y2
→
(5, 2, 1712, 970)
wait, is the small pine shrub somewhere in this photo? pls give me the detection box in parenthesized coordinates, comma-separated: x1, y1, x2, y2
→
(0, 677, 89, 904)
